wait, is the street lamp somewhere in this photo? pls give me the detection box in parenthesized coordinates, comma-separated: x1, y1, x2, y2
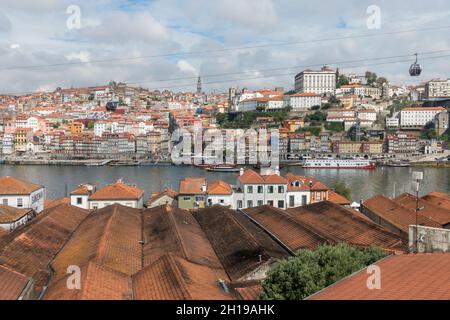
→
(412, 171, 423, 253)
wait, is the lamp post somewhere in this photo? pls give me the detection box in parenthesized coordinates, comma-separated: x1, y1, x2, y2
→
(412, 171, 423, 253)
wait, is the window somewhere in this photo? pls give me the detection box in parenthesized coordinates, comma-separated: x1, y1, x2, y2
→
(316, 192, 321, 201)
(267, 200, 274, 207)
(195, 196, 204, 202)
(247, 186, 253, 194)
(267, 186, 274, 194)
(219, 199, 224, 204)
(17, 198, 23, 208)
(278, 200, 285, 208)
(92, 204, 98, 210)
(302, 195, 307, 206)
(257, 186, 263, 194)
(76, 197, 83, 205)
(257, 200, 263, 206)
(278, 186, 284, 193)
(237, 200, 243, 209)
(289, 196, 295, 207)
(247, 200, 253, 208)
(2, 199, 8, 206)
(183, 197, 191, 201)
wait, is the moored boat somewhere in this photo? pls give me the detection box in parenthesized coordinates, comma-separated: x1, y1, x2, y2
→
(302, 158, 376, 169)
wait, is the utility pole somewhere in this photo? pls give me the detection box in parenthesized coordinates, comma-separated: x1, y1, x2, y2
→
(412, 171, 423, 253)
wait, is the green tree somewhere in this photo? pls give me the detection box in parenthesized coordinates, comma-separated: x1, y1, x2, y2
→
(334, 182, 352, 200)
(260, 243, 387, 300)
(336, 74, 349, 88)
(365, 71, 378, 86)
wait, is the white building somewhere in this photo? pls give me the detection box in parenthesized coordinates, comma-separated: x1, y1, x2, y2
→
(0, 176, 45, 213)
(206, 180, 233, 207)
(400, 107, 447, 128)
(0, 206, 35, 231)
(425, 79, 450, 100)
(295, 66, 336, 95)
(285, 93, 321, 111)
(70, 181, 144, 210)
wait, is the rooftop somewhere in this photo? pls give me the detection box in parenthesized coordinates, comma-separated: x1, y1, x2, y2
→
(0, 176, 43, 195)
(0, 265, 31, 300)
(89, 182, 144, 201)
(179, 177, 207, 195)
(308, 253, 450, 300)
(0, 206, 33, 224)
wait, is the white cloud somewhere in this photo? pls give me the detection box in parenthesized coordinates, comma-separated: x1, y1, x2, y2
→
(177, 60, 198, 75)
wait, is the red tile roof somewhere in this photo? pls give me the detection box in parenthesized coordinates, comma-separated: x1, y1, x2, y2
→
(328, 191, 351, 206)
(89, 182, 144, 200)
(0, 176, 43, 195)
(0, 206, 33, 223)
(0, 265, 30, 300)
(421, 192, 450, 211)
(308, 254, 450, 300)
(146, 188, 178, 206)
(394, 193, 450, 226)
(179, 177, 207, 195)
(362, 195, 443, 235)
(287, 201, 407, 252)
(238, 169, 265, 184)
(207, 180, 233, 195)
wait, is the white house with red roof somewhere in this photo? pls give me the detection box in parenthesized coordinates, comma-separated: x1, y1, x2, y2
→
(0, 176, 45, 213)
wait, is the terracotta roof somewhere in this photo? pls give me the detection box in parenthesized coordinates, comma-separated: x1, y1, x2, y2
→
(193, 206, 291, 281)
(70, 185, 92, 195)
(421, 192, 450, 211)
(328, 191, 351, 206)
(0, 204, 89, 290)
(0, 206, 33, 223)
(207, 180, 233, 195)
(89, 182, 144, 200)
(232, 282, 263, 300)
(362, 195, 442, 235)
(262, 174, 288, 184)
(44, 261, 132, 300)
(133, 254, 231, 300)
(287, 201, 407, 252)
(50, 204, 142, 279)
(238, 169, 265, 184)
(0, 264, 31, 300)
(146, 188, 178, 205)
(308, 254, 450, 300)
(394, 193, 450, 226)
(0, 176, 43, 195)
(179, 177, 207, 195)
(142, 205, 223, 268)
(243, 206, 329, 252)
(45, 198, 70, 210)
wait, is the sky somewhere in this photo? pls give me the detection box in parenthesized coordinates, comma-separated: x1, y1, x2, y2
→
(0, 0, 450, 94)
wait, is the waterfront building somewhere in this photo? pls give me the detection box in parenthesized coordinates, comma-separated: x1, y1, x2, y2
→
(0, 176, 45, 213)
(206, 180, 233, 207)
(178, 177, 207, 210)
(146, 188, 178, 208)
(399, 107, 446, 129)
(385, 132, 418, 154)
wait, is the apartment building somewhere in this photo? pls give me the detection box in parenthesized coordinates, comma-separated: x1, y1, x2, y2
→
(295, 66, 336, 95)
(284, 93, 321, 110)
(332, 141, 384, 155)
(400, 107, 447, 128)
(385, 132, 418, 154)
(425, 79, 450, 100)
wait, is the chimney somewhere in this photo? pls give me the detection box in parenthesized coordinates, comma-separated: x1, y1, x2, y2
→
(239, 167, 244, 176)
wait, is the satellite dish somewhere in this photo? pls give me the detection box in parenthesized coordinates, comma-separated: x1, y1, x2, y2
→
(409, 53, 422, 76)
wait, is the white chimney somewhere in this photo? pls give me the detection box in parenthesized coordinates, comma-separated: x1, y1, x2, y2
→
(239, 167, 244, 176)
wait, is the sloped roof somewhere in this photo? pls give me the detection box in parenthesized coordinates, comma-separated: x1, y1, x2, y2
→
(328, 191, 351, 206)
(50, 204, 142, 279)
(0, 265, 30, 300)
(179, 177, 207, 195)
(394, 193, 450, 226)
(193, 206, 291, 281)
(238, 169, 265, 184)
(421, 192, 450, 211)
(362, 195, 442, 234)
(133, 254, 231, 300)
(207, 180, 233, 195)
(0, 176, 43, 195)
(287, 201, 407, 252)
(308, 253, 450, 300)
(243, 205, 329, 252)
(0, 204, 89, 289)
(89, 183, 144, 200)
(0, 206, 33, 223)
(146, 188, 178, 205)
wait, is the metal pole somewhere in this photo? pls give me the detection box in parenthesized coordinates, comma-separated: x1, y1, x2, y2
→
(415, 179, 419, 253)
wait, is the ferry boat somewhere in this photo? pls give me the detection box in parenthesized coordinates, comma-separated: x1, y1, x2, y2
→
(302, 158, 376, 169)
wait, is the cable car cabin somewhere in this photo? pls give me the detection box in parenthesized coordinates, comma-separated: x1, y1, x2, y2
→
(409, 54, 422, 76)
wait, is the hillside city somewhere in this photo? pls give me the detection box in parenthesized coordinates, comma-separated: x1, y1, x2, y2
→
(0, 68, 449, 165)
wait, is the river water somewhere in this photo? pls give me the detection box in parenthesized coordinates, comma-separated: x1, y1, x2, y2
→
(0, 165, 448, 202)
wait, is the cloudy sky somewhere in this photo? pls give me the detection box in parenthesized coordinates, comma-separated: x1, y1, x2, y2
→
(1, 0, 450, 94)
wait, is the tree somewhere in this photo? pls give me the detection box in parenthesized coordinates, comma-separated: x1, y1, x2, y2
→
(334, 182, 352, 200)
(376, 77, 388, 87)
(365, 71, 378, 86)
(260, 243, 387, 300)
(336, 74, 349, 88)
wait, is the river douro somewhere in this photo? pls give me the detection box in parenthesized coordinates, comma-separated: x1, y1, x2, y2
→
(0, 165, 448, 202)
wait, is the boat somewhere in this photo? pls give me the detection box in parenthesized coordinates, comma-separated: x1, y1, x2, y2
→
(302, 158, 376, 169)
(385, 161, 410, 167)
(205, 164, 241, 172)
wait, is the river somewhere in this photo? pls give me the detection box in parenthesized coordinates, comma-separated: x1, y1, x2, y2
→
(0, 165, 448, 202)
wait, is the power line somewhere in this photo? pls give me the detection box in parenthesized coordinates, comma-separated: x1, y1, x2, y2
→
(2, 24, 450, 72)
(2, 52, 449, 96)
